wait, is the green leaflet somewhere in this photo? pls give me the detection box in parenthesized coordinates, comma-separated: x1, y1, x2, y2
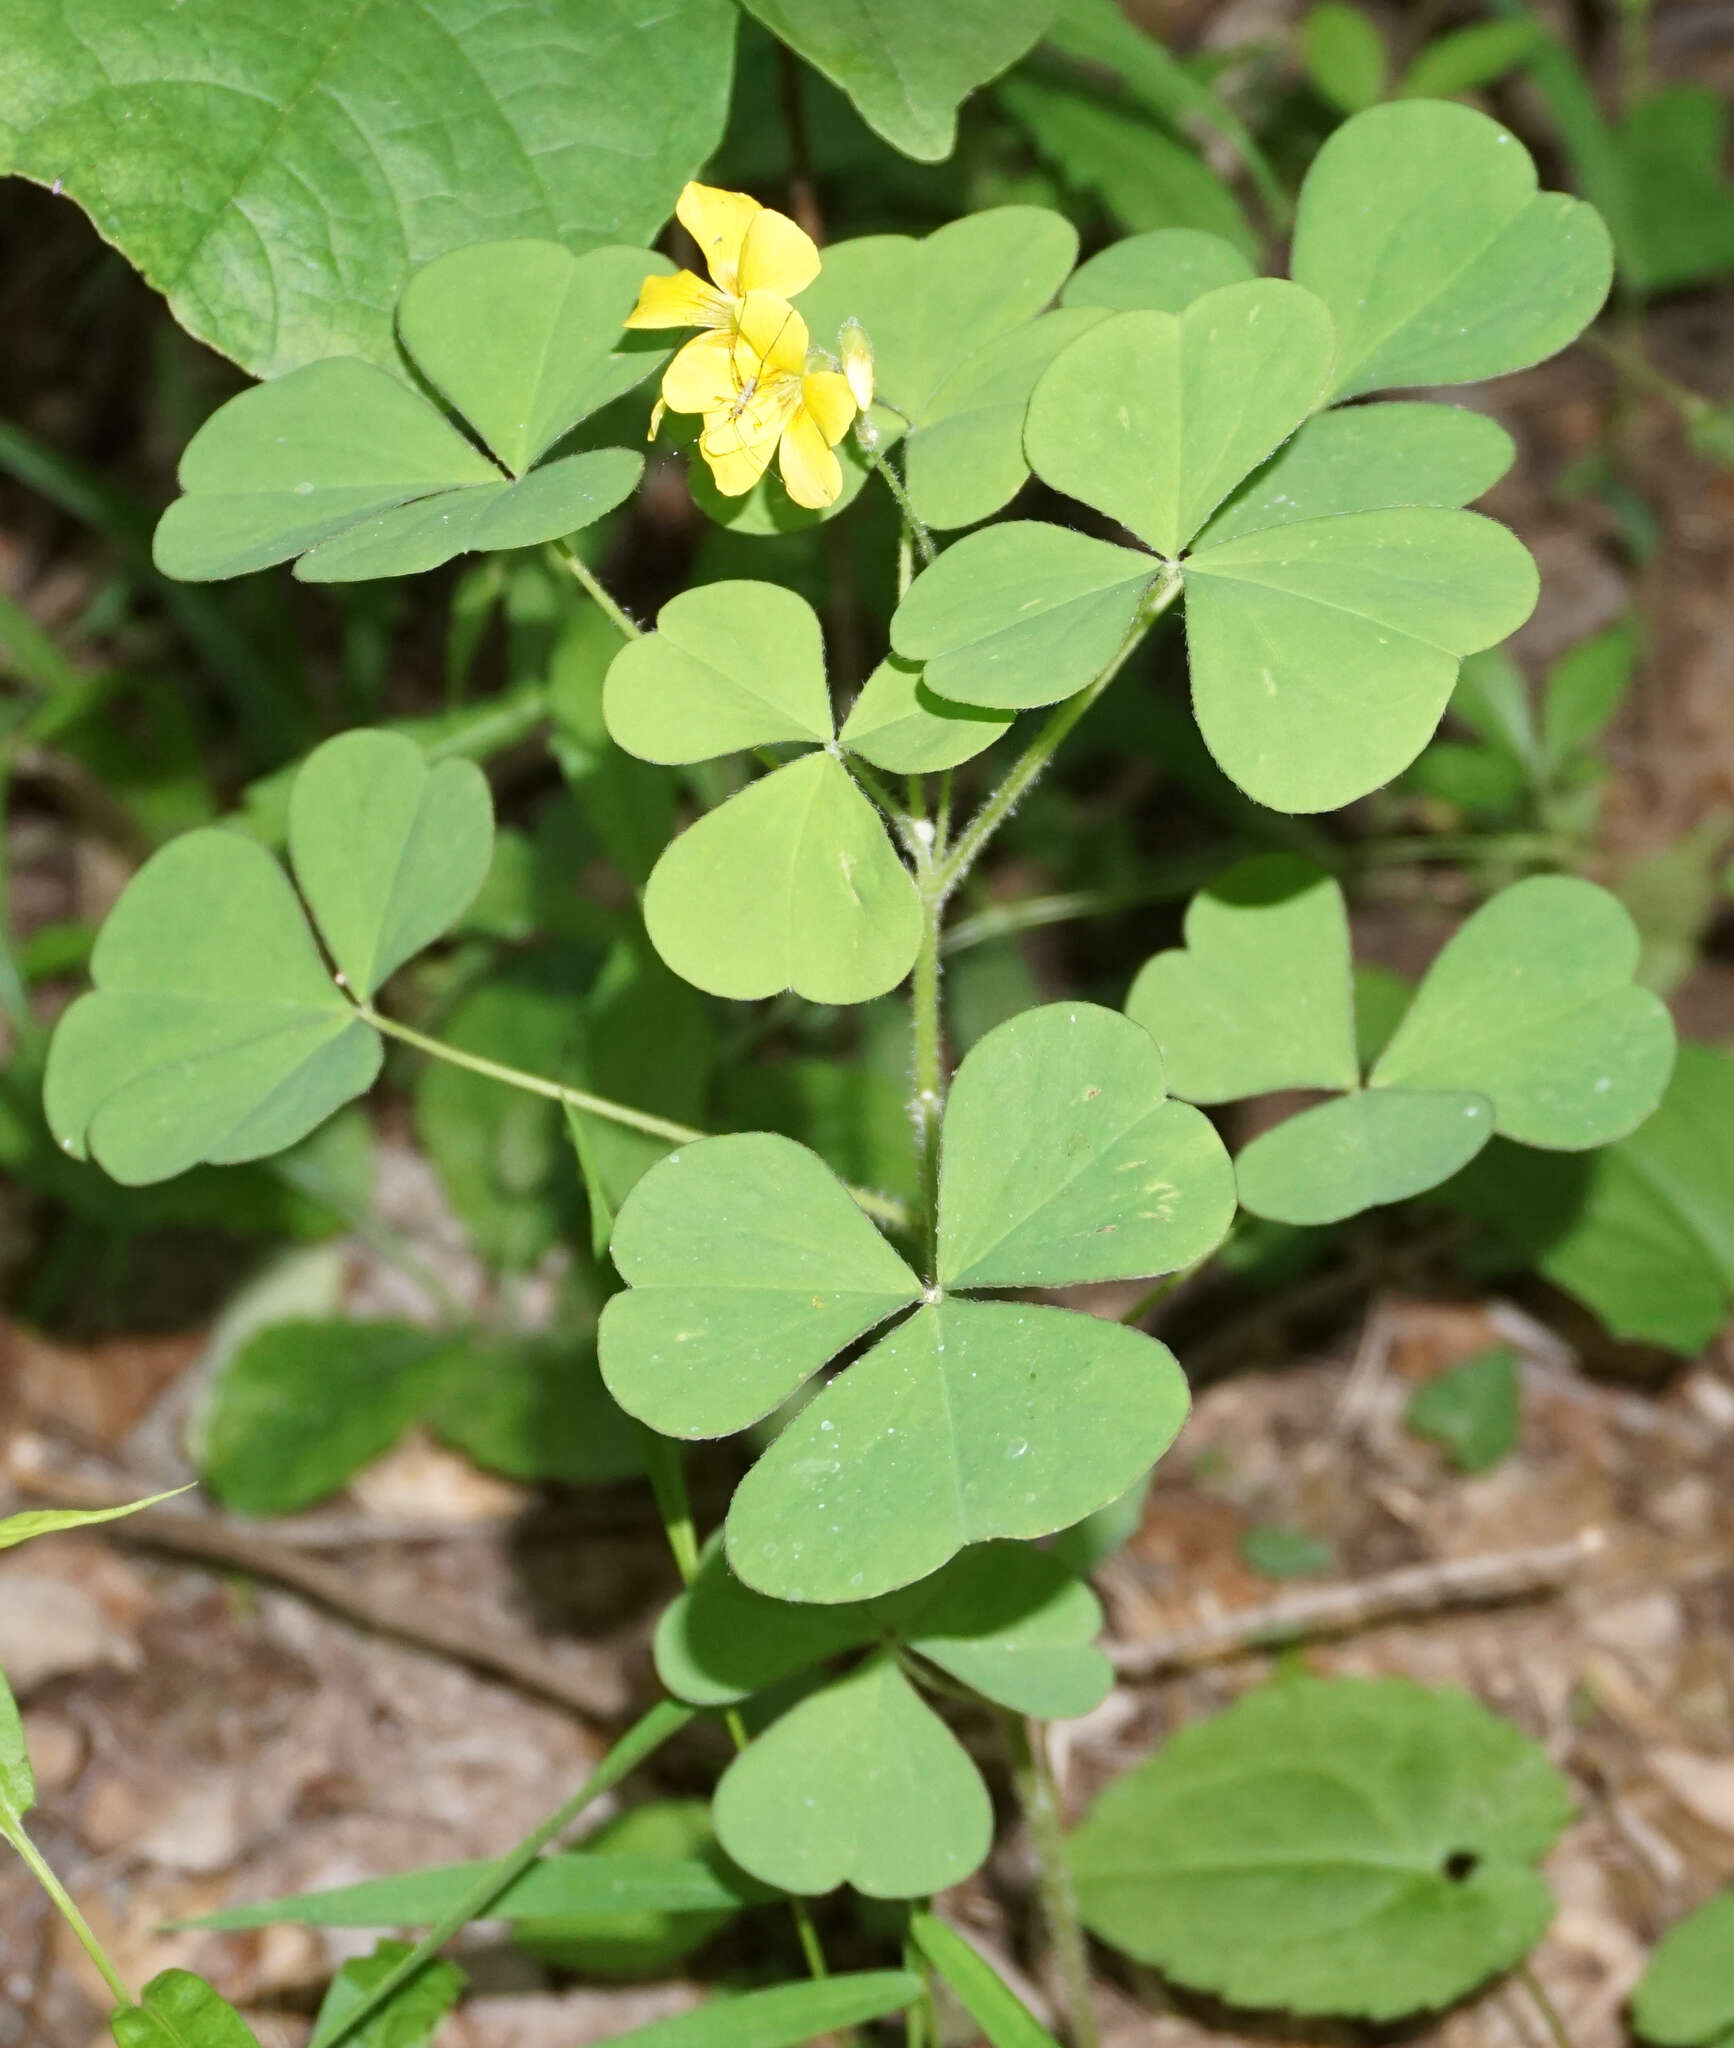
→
(1024, 284, 1337, 558)
(712, 1653, 994, 1897)
(1126, 860, 1674, 1227)
(1060, 228, 1255, 314)
(1, 1665, 32, 1821)
(0, 0, 736, 379)
(735, 0, 1057, 160)
(642, 753, 923, 1005)
(1071, 1675, 1574, 2019)
(1300, 3, 1387, 113)
(838, 660, 1013, 776)
(111, 1972, 263, 2048)
(577, 1974, 922, 2048)
(1291, 100, 1614, 401)
(909, 1913, 1062, 2048)
(1632, 1892, 1734, 2048)
(154, 244, 659, 581)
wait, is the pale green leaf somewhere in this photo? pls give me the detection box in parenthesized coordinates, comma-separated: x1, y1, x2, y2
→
(1541, 617, 1637, 770)
(1125, 855, 1358, 1102)
(288, 730, 492, 1000)
(1632, 1892, 1734, 2048)
(1072, 1675, 1574, 2018)
(1291, 101, 1614, 401)
(396, 242, 668, 475)
(309, 1939, 462, 2048)
(713, 1654, 993, 1897)
(642, 753, 922, 1004)
(0, 1489, 190, 1553)
(895, 1541, 1109, 1718)
(111, 1971, 263, 2048)
(937, 1003, 1236, 1289)
(1194, 403, 1516, 548)
(1, 0, 738, 379)
(1026, 285, 1336, 558)
(1398, 21, 1542, 100)
(888, 522, 1157, 712)
(1405, 1347, 1519, 1473)
(726, 1299, 1189, 1603)
(1240, 1526, 1334, 1579)
(427, 1335, 643, 1487)
(1372, 876, 1675, 1147)
(910, 1913, 1061, 2048)
(1184, 507, 1540, 812)
(604, 583, 833, 764)
(1614, 87, 1734, 298)
(600, 1132, 920, 1439)
(1300, 4, 1388, 114)
(839, 658, 1012, 775)
(1, 1666, 32, 1822)
(579, 1973, 921, 2048)
(736, 0, 1057, 159)
(42, 831, 379, 1185)
(1235, 1089, 1494, 1226)
(1060, 228, 1255, 314)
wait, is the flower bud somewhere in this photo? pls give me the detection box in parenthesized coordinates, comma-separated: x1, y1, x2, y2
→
(838, 318, 875, 412)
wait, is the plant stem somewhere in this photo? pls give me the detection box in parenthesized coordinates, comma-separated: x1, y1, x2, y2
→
(861, 442, 934, 563)
(910, 871, 946, 1275)
(639, 1429, 700, 1584)
(1517, 1962, 1578, 2048)
(3, 1820, 132, 2007)
(1006, 1718, 1099, 2048)
(319, 1700, 693, 2048)
(555, 539, 643, 640)
(934, 580, 1178, 902)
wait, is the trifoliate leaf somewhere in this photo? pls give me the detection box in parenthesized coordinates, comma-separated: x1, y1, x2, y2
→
(726, 1298, 1188, 1603)
(642, 754, 923, 1004)
(1405, 1348, 1520, 1473)
(839, 658, 1013, 775)
(1235, 1089, 1494, 1227)
(889, 522, 1159, 712)
(937, 1003, 1236, 1289)
(713, 1654, 994, 1897)
(288, 730, 493, 1000)
(43, 832, 379, 1184)
(1632, 1892, 1734, 2048)
(1025, 284, 1336, 558)
(1125, 855, 1358, 1102)
(1184, 507, 1540, 812)
(1291, 101, 1614, 401)
(1071, 1675, 1574, 2018)
(600, 1133, 921, 1439)
(1372, 876, 1675, 1147)
(605, 583, 833, 764)
(1060, 228, 1254, 313)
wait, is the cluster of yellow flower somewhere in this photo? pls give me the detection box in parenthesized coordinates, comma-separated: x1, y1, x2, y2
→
(626, 183, 861, 510)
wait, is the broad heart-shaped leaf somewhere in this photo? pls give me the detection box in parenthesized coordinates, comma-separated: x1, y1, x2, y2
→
(726, 1298, 1189, 1603)
(1193, 402, 1517, 549)
(1235, 1089, 1494, 1227)
(839, 659, 1013, 775)
(1, 0, 737, 379)
(43, 832, 379, 1185)
(1061, 228, 1255, 314)
(600, 1132, 921, 1439)
(937, 1003, 1236, 1289)
(604, 583, 832, 765)
(397, 242, 668, 476)
(735, 0, 1057, 160)
(111, 1971, 263, 2048)
(791, 208, 1083, 530)
(656, 1535, 1109, 1718)
(1071, 1675, 1574, 2020)
(1291, 100, 1614, 402)
(288, 730, 492, 1000)
(713, 1653, 994, 1898)
(642, 752, 923, 1004)
(1025, 284, 1336, 558)
(1632, 1892, 1734, 2048)
(1184, 507, 1540, 813)
(1372, 876, 1675, 1148)
(889, 522, 1159, 712)
(1125, 854, 1358, 1103)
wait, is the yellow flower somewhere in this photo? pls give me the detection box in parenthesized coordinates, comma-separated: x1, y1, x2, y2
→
(662, 291, 856, 509)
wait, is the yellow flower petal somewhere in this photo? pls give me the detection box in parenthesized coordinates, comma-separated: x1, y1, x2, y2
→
(676, 181, 763, 296)
(778, 409, 845, 509)
(625, 269, 730, 330)
(698, 408, 780, 496)
(736, 208, 821, 301)
(799, 368, 857, 448)
(661, 329, 739, 416)
(733, 291, 810, 382)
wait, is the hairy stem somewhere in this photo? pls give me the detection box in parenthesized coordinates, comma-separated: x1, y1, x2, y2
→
(3, 1821, 132, 2007)
(911, 869, 946, 1275)
(556, 539, 643, 640)
(1007, 1718, 1099, 2048)
(862, 442, 934, 563)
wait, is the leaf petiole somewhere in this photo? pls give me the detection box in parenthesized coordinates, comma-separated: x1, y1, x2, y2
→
(2, 1818, 133, 2007)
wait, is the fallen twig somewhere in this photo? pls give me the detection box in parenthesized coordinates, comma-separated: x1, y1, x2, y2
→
(6, 1463, 626, 1723)
(1107, 1527, 1606, 1678)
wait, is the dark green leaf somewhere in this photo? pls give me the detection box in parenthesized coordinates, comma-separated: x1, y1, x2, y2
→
(428, 1335, 643, 1486)
(1239, 1526, 1335, 1579)
(1405, 1348, 1520, 1473)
